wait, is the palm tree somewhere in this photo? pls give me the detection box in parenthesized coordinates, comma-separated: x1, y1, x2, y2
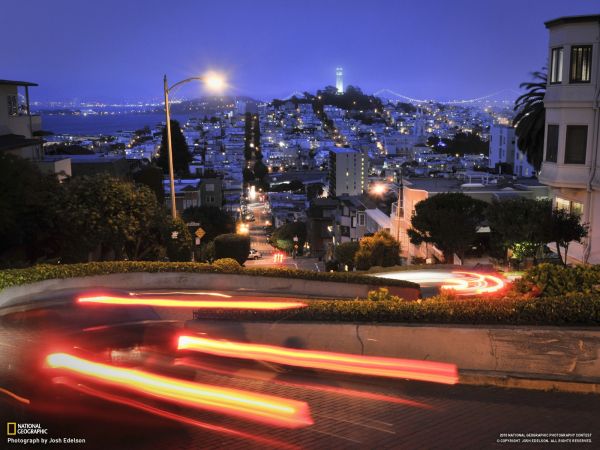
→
(513, 69, 547, 172)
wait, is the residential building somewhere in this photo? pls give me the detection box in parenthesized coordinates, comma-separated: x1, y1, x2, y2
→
(539, 15, 600, 263)
(0, 79, 71, 177)
(328, 148, 367, 196)
(332, 195, 382, 245)
(488, 124, 535, 177)
(306, 198, 338, 259)
(390, 177, 549, 263)
(199, 177, 223, 207)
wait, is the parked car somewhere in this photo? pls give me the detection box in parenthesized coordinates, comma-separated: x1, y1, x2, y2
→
(248, 249, 262, 260)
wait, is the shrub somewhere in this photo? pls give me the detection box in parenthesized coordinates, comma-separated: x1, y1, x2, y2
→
(367, 287, 401, 302)
(353, 231, 401, 270)
(213, 233, 250, 265)
(0, 261, 419, 291)
(334, 242, 360, 270)
(516, 263, 600, 297)
(354, 248, 372, 271)
(324, 259, 339, 272)
(212, 258, 242, 271)
(192, 293, 600, 326)
(197, 241, 215, 263)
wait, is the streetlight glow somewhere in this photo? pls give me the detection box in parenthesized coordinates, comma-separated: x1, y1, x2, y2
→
(204, 72, 226, 92)
(371, 183, 386, 196)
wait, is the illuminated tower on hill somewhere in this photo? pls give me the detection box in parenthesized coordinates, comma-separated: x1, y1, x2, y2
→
(336, 67, 344, 94)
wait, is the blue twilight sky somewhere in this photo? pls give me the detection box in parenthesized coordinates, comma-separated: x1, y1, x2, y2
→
(1, 0, 597, 103)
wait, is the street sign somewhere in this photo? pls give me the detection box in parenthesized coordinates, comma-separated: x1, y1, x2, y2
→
(186, 222, 200, 227)
(195, 227, 206, 240)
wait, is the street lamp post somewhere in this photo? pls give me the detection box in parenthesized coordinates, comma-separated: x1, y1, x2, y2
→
(163, 73, 226, 218)
(163, 75, 177, 218)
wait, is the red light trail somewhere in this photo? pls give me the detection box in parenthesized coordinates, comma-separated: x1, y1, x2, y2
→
(441, 271, 506, 295)
(174, 357, 434, 409)
(77, 295, 306, 310)
(54, 379, 299, 449)
(177, 336, 458, 385)
(46, 353, 313, 428)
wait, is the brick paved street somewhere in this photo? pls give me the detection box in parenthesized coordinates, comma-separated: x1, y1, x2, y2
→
(5, 356, 599, 450)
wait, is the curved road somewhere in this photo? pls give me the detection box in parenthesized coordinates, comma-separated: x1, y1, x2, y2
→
(1, 290, 598, 449)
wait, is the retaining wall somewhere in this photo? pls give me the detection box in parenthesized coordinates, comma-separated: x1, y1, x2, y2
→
(0, 272, 420, 308)
(186, 320, 600, 386)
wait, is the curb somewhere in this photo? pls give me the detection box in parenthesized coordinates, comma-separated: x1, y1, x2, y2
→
(460, 370, 600, 394)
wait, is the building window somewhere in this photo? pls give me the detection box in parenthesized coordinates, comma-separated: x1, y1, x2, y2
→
(357, 213, 365, 226)
(571, 201, 584, 217)
(550, 47, 563, 83)
(556, 197, 584, 217)
(7, 95, 17, 116)
(555, 197, 570, 211)
(564, 125, 587, 164)
(205, 183, 215, 192)
(545, 125, 559, 162)
(570, 45, 592, 83)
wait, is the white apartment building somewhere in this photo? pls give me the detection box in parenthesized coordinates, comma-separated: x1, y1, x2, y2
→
(328, 148, 367, 197)
(488, 124, 535, 177)
(539, 15, 600, 264)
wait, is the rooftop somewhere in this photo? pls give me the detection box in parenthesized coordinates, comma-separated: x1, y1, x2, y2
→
(0, 79, 38, 87)
(545, 14, 600, 28)
(0, 134, 41, 151)
(405, 177, 545, 193)
(365, 208, 391, 229)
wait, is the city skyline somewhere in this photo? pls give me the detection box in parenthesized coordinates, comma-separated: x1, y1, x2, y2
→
(2, 0, 597, 103)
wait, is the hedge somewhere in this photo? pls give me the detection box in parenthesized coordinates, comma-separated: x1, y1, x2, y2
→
(516, 263, 600, 297)
(193, 294, 600, 326)
(0, 261, 419, 291)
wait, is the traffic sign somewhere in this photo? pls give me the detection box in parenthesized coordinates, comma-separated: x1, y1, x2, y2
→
(195, 227, 206, 240)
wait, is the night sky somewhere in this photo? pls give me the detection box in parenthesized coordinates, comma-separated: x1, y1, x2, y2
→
(1, 0, 597, 102)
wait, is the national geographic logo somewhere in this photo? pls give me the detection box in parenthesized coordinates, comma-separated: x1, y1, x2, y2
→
(6, 423, 48, 435)
(6, 422, 86, 445)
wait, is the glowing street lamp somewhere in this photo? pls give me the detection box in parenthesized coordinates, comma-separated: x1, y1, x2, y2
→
(163, 71, 227, 217)
(371, 183, 386, 196)
(237, 223, 249, 235)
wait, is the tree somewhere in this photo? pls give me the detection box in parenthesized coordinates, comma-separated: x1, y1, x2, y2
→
(270, 222, 307, 255)
(165, 216, 193, 262)
(243, 167, 254, 183)
(353, 230, 401, 269)
(214, 233, 250, 265)
(181, 206, 235, 242)
(133, 164, 164, 203)
(513, 69, 546, 172)
(548, 208, 588, 265)
(253, 160, 268, 182)
(156, 120, 191, 175)
(335, 241, 360, 270)
(408, 193, 487, 262)
(58, 175, 164, 262)
(306, 183, 324, 200)
(0, 154, 62, 266)
(486, 198, 552, 261)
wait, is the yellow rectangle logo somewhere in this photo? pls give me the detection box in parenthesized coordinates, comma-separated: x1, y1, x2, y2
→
(7, 422, 16, 435)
